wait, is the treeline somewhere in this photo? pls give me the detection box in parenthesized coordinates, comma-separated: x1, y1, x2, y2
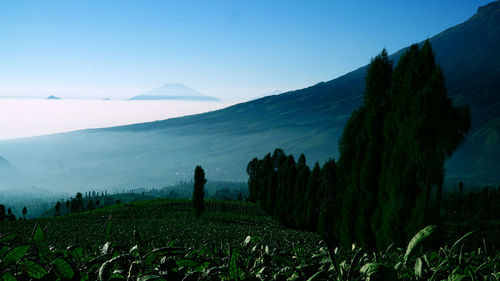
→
(442, 183, 500, 228)
(160, 181, 248, 201)
(248, 41, 473, 250)
(247, 149, 334, 233)
(0, 204, 18, 221)
(0, 181, 248, 219)
(52, 192, 118, 216)
(48, 181, 248, 217)
(0, 197, 55, 219)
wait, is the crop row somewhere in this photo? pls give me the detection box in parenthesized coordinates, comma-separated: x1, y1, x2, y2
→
(1, 221, 499, 280)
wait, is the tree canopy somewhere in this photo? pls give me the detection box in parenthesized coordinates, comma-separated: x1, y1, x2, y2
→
(336, 41, 471, 249)
(247, 41, 471, 251)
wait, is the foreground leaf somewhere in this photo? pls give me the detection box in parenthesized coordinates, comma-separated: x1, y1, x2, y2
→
(2, 244, 31, 265)
(52, 258, 75, 280)
(229, 248, 241, 280)
(31, 222, 51, 261)
(1, 271, 17, 281)
(137, 275, 162, 281)
(0, 233, 17, 244)
(103, 215, 112, 241)
(404, 225, 438, 263)
(451, 231, 475, 253)
(360, 263, 396, 281)
(20, 260, 49, 279)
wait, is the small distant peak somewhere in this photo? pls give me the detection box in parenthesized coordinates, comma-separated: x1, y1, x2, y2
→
(477, 0, 500, 14)
(130, 82, 220, 101)
(47, 95, 61, 100)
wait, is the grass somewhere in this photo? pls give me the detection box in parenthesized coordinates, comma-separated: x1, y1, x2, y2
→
(2, 199, 320, 252)
(1, 199, 499, 280)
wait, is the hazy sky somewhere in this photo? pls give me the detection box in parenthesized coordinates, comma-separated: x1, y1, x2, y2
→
(0, 0, 492, 102)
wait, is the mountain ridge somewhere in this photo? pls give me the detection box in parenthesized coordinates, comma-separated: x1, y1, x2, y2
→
(0, 1, 499, 192)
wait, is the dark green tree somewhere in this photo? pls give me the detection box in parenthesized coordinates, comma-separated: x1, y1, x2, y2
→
(7, 208, 15, 221)
(330, 42, 470, 249)
(70, 192, 85, 214)
(336, 105, 369, 247)
(294, 154, 310, 228)
(65, 200, 70, 215)
(283, 155, 297, 226)
(265, 164, 278, 214)
(336, 49, 392, 249)
(260, 154, 274, 211)
(318, 159, 338, 249)
(246, 157, 260, 203)
(87, 200, 96, 211)
(376, 41, 471, 248)
(70, 198, 78, 213)
(0, 204, 5, 222)
(22, 206, 27, 220)
(76, 192, 84, 212)
(304, 162, 321, 231)
(55, 201, 61, 216)
(193, 165, 207, 218)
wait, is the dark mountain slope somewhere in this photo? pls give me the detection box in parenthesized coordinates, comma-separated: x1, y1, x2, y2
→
(0, 1, 499, 192)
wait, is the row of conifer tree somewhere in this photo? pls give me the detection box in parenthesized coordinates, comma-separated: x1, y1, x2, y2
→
(247, 41, 472, 250)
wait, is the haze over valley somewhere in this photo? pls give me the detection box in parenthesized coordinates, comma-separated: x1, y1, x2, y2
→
(1, 1, 500, 195)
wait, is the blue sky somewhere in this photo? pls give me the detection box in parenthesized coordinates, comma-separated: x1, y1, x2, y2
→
(0, 0, 493, 101)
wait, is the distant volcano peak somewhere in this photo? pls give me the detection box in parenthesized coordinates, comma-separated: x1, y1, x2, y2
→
(130, 83, 220, 101)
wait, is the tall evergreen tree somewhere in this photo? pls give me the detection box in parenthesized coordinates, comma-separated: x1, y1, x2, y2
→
(294, 154, 310, 228)
(193, 165, 207, 218)
(55, 201, 61, 216)
(284, 155, 297, 226)
(22, 206, 27, 220)
(65, 200, 70, 215)
(336, 105, 368, 247)
(272, 149, 287, 221)
(70, 198, 78, 213)
(7, 208, 15, 221)
(318, 159, 338, 248)
(260, 154, 273, 207)
(265, 165, 278, 214)
(336, 49, 392, 249)
(0, 204, 5, 222)
(304, 162, 321, 231)
(330, 42, 470, 250)
(376, 41, 470, 248)
(76, 192, 84, 213)
(87, 200, 96, 211)
(246, 158, 260, 203)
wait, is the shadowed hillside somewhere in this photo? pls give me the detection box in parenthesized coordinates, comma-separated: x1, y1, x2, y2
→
(1, 1, 499, 193)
